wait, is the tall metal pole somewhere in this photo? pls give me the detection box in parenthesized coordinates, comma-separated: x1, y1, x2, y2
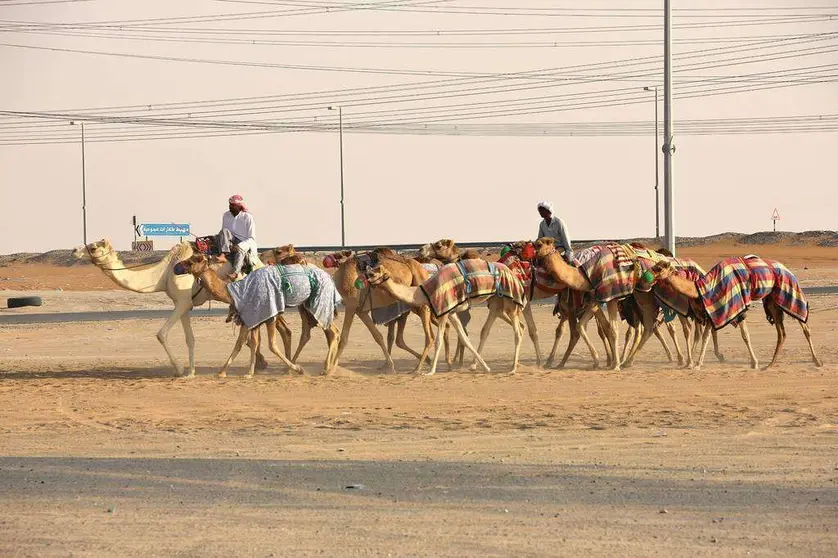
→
(654, 87, 659, 240)
(663, 0, 675, 254)
(645, 86, 660, 240)
(81, 122, 87, 245)
(338, 107, 345, 247)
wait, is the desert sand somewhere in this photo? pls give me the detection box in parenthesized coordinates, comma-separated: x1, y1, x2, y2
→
(1, 236, 836, 557)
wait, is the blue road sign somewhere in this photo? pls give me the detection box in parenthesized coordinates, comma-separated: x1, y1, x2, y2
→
(136, 223, 191, 237)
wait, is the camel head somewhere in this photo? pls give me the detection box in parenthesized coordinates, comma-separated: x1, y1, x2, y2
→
(429, 238, 459, 262)
(364, 264, 389, 286)
(417, 243, 435, 263)
(263, 244, 306, 266)
(643, 260, 676, 288)
(323, 250, 353, 269)
(72, 239, 114, 262)
(532, 237, 557, 259)
(179, 254, 211, 276)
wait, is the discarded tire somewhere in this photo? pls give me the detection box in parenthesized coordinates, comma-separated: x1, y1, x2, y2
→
(7, 296, 43, 309)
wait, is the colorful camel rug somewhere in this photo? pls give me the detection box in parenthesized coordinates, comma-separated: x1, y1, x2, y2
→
(577, 244, 643, 304)
(420, 259, 525, 318)
(227, 264, 342, 329)
(695, 256, 808, 329)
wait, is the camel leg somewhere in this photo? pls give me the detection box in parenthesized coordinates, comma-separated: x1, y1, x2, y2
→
(665, 321, 684, 365)
(693, 323, 713, 370)
(621, 325, 635, 364)
(679, 315, 694, 368)
(522, 303, 543, 368)
(711, 328, 725, 362)
(179, 313, 197, 377)
(558, 316, 582, 368)
(398, 312, 424, 360)
(277, 314, 293, 360)
(292, 311, 313, 363)
(219, 325, 251, 378)
(508, 304, 524, 374)
(737, 318, 759, 370)
(545, 317, 567, 368)
(323, 323, 341, 373)
(623, 294, 663, 367)
(357, 310, 396, 372)
(764, 301, 787, 370)
(336, 300, 358, 361)
(246, 326, 262, 378)
(469, 303, 500, 372)
(606, 301, 621, 371)
(157, 303, 191, 377)
(445, 313, 491, 374)
(799, 321, 823, 367)
(570, 308, 602, 369)
(263, 318, 305, 376)
(594, 311, 613, 368)
(410, 307, 434, 373)
(387, 322, 396, 354)
(653, 326, 676, 361)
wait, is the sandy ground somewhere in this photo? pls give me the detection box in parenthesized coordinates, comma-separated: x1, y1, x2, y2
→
(1, 242, 837, 556)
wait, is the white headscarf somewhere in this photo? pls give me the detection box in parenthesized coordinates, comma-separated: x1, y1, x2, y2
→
(537, 200, 554, 214)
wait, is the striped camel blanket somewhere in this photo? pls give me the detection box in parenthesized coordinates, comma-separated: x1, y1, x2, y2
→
(695, 256, 808, 329)
(420, 259, 526, 317)
(577, 244, 644, 304)
(227, 264, 342, 329)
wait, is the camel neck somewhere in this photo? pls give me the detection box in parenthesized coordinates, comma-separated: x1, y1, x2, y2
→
(93, 253, 170, 294)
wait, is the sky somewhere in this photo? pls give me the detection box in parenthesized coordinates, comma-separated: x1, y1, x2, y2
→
(0, 0, 836, 253)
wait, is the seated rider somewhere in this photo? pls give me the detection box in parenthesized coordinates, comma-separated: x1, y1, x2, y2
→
(218, 194, 257, 281)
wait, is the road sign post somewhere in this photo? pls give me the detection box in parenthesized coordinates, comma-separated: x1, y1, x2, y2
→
(771, 208, 780, 232)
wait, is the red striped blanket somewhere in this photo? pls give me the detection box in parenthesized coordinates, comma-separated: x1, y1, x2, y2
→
(420, 259, 526, 317)
(696, 256, 808, 329)
(577, 244, 641, 303)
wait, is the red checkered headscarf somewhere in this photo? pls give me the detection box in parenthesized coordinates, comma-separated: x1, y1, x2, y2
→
(228, 194, 248, 212)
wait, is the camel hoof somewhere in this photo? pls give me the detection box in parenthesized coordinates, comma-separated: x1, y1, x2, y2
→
(217, 371, 228, 378)
(814, 359, 824, 368)
(294, 366, 306, 375)
(244, 373, 255, 378)
(422, 370, 437, 376)
(716, 353, 726, 362)
(750, 363, 759, 370)
(255, 360, 268, 371)
(377, 362, 396, 373)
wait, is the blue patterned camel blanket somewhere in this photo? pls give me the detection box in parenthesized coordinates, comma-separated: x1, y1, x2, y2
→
(695, 256, 808, 329)
(227, 264, 342, 329)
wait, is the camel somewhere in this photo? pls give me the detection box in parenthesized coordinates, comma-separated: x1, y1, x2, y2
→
(647, 258, 821, 370)
(71, 238, 285, 377)
(363, 260, 526, 375)
(621, 250, 725, 368)
(259, 244, 339, 366)
(532, 237, 631, 370)
(179, 254, 340, 376)
(325, 248, 436, 373)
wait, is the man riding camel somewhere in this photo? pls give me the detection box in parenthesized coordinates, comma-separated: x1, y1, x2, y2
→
(537, 200, 574, 264)
(219, 194, 257, 281)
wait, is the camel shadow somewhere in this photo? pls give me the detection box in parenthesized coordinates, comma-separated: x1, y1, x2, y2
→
(0, 366, 232, 381)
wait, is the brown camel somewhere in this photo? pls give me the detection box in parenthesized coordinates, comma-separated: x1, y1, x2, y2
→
(647, 259, 821, 370)
(259, 244, 341, 367)
(178, 254, 315, 377)
(532, 237, 626, 370)
(327, 249, 436, 373)
(364, 262, 525, 375)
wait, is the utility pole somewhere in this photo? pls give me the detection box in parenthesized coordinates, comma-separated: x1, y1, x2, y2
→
(328, 106, 346, 247)
(663, 0, 675, 254)
(71, 121, 88, 245)
(643, 86, 660, 240)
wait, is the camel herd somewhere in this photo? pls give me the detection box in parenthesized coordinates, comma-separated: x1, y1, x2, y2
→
(72, 237, 823, 377)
